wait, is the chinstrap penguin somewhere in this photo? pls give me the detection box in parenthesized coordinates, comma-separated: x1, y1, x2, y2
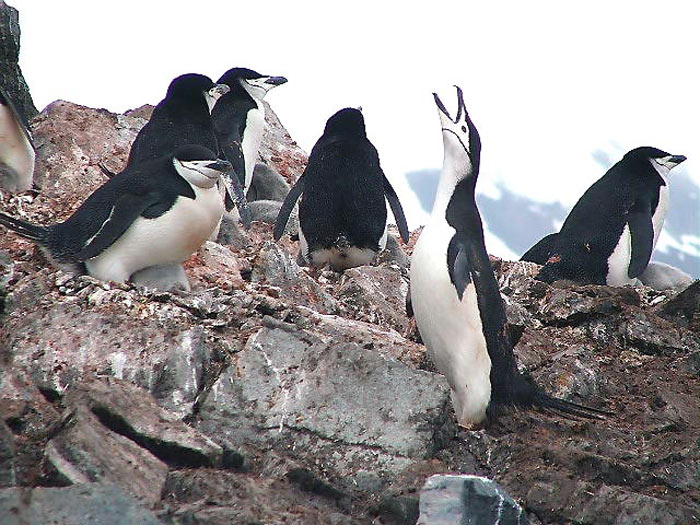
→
(212, 67, 288, 192)
(522, 147, 686, 286)
(126, 73, 250, 227)
(273, 107, 409, 271)
(410, 86, 607, 424)
(0, 145, 229, 284)
(0, 85, 35, 193)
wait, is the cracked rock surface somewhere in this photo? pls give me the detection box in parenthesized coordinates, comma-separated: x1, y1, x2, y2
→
(0, 98, 699, 524)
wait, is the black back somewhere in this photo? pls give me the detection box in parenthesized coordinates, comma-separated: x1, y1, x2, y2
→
(524, 147, 669, 283)
(298, 108, 388, 251)
(127, 74, 219, 166)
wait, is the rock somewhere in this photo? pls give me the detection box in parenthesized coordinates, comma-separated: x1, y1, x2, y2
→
(0, 420, 16, 488)
(0, 1, 37, 121)
(251, 241, 338, 313)
(335, 265, 410, 333)
(656, 280, 700, 330)
(247, 162, 290, 202)
(0, 483, 161, 525)
(196, 321, 453, 492)
(46, 400, 169, 505)
(417, 474, 528, 525)
(66, 378, 223, 468)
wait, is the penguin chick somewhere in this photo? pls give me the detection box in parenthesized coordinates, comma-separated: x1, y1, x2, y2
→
(522, 147, 686, 286)
(0, 85, 35, 193)
(410, 86, 608, 424)
(0, 145, 229, 283)
(274, 108, 409, 271)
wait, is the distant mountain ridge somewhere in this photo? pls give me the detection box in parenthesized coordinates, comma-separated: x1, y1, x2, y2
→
(405, 167, 700, 278)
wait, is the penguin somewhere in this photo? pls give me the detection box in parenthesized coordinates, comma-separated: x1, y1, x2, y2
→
(410, 86, 607, 424)
(247, 162, 290, 203)
(522, 147, 686, 286)
(638, 261, 693, 291)
(0, 85, 35, 193)
(273, 107, 410, 271)
(0, 145, 229, 284)
(211, 68, 287, 191)
(126, 73, 250, 227)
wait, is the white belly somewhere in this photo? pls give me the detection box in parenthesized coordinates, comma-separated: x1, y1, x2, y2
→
(0, 104, 34, 192)
(242, 106, 265, 189)
(410, 222, 492, 424)
(606, 224, 638, 286)
(652, 182, 669, 250)
(85, 186, 224, 282)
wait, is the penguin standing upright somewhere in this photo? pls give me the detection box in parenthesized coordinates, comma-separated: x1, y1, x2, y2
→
(274, 107, 409, 271)
(522, 147, 686, 286)
(125, 73, 249, 225)
(410, 87, 606, 424)
(211, 67, 287, 191)
(0, 85, 35, 193)
(0, 145, 229, 284)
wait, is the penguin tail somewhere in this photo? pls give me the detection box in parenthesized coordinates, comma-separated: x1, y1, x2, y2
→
(531, 390, 612, 420)
(0, 212, 48, 243)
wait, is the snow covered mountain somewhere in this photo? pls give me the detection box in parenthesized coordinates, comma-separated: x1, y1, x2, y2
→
(405, 165, 700, 279)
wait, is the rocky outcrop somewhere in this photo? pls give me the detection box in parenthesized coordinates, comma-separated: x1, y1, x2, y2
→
(0, 98, 699, 524)
(0, 1, 37, 121)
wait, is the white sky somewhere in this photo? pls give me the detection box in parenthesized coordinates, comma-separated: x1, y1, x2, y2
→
(10, 1, 700, 230)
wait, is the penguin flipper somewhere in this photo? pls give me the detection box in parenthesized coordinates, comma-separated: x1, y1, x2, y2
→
(218, 142, 251, 228)
(627, 199, 654, 278)
(382, 175, 410, 243)
(75, 192, 162, 261)
(447, 233, 473, 301)
(521, 232, 558, 264)
(273, 176, 304, 241)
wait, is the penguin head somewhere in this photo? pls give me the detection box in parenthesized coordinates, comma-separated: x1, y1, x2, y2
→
(172, 145, 231, 189)
(622, 147, 687, 179)
(218, 67, 288, 100)
(433, 86, 481, 181)
(323, 107, 366, 138)
(166, 74, 230, 112)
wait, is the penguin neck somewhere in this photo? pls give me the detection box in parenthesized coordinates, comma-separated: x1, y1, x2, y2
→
(431, 154, 476, 222)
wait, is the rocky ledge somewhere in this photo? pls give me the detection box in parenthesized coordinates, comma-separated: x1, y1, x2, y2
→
(0, 100, 698, 524)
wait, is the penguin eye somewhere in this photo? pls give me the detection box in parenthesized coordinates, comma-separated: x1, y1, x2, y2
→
(461, 126, 467, 133)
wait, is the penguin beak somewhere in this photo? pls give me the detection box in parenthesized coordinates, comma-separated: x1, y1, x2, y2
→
(433, 92, 452, 121)
(433, 86, 468, 124)
(667, 154, 687, 167)
(264, 76, 288, 87)
(205, 159, 232, 174)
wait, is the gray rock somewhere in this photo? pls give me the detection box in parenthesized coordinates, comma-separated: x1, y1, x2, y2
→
(0, 483, 161, 525)
(335, 265, 410, 333)
(247, 162, 290, 202)
(0, 420, 16, 488)
(0, 1, 37, 121)
(130, 263, 191, 292)
(252, 241, 338, 313)
(67, 378, 223, 468)
(196, 322, 452, 490)
(46, 401, 169, 505)
(418, 475, 528, 525)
